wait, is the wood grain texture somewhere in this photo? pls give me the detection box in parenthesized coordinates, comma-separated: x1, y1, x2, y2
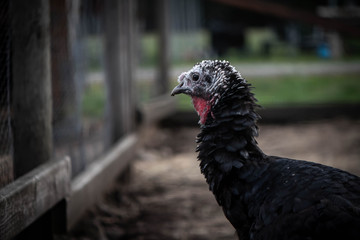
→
(11, 0, 53, 178)
(0, 157, 71, 240)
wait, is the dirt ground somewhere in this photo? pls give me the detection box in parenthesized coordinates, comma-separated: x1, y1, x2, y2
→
(68, 118, 360, 240)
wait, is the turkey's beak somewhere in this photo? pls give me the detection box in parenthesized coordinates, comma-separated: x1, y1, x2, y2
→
(171, 82, 192, 96)
(171, 72, 193, 96)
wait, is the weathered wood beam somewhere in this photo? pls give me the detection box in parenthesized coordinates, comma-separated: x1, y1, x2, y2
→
(0, 157, 71, 240)
(67, 134, 137, 229)
(11, 0, 53, 178)
(0, 0, 13, 188)
(212, 0, 360, 37)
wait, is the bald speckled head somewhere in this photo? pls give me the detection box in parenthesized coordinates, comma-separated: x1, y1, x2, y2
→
(171, 60, 245, 99)
(171, 60, 246, 124)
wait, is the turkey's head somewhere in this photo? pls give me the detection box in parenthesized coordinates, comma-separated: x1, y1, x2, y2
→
(171, 60, 246, 125)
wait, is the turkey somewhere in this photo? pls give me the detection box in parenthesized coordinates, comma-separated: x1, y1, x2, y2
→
(171, 60, 360, 240)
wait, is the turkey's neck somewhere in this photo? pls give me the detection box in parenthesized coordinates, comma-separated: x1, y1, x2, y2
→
(196, 88, 265, 183)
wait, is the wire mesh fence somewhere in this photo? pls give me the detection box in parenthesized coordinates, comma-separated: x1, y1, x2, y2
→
(0, 0, 183, 183)
(0, 0, 13, 188)
(0, 0, 138, 183)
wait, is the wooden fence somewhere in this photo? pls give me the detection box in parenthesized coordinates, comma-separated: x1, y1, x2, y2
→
(0, 0, 175, 239)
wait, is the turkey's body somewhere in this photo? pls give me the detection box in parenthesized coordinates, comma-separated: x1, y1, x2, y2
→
(172, 60, 360, 239)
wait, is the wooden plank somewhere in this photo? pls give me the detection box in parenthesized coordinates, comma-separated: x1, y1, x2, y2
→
(10, 0, 53, 178)
(67, 134, 137, 229)
(0, 157, 71, 240)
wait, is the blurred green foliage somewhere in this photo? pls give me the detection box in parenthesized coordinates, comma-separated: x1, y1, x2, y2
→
(140, 33, 159, 67)
(252, 74, 360, 106)
(82, 83, 106, 118)
(86, 36, 104, 72)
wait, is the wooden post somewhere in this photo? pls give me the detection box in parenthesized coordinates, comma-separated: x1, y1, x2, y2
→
(10, 1, 55, 239)
(157, 0, 170, 95)
(50, 0, 78, 133)
(104, 0, 135, 143)
(0, 0, 13, 188)
(50, 0, 84, 176)
(10, 0, 53, 178)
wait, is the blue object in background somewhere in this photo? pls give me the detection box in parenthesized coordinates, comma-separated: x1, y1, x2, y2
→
(317, 42, 331, 59)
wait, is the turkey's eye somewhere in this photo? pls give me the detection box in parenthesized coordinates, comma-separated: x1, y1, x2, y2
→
(192, 73, 199, 81)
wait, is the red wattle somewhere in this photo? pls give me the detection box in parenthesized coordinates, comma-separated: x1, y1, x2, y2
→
(192, 97, 211, 125)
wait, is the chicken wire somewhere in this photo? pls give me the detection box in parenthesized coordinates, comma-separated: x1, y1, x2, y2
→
(0, 0, 13, 187)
